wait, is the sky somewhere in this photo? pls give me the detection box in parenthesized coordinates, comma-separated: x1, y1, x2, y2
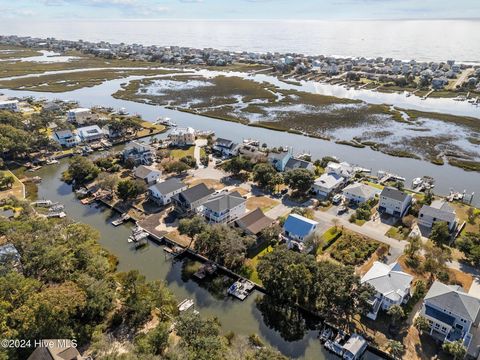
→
(1, 0, 479, 20)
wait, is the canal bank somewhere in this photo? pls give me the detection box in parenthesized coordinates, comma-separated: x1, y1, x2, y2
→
(28, 157, 384, 360)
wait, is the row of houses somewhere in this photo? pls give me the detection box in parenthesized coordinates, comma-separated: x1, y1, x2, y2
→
(279, 211, 479, 353)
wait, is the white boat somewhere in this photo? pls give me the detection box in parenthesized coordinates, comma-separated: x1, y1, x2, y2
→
(412, 177, 423, 188)
(178, 298, 195, 312)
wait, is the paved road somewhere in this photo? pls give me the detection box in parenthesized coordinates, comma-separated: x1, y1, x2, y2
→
(265, 202, 290, 219)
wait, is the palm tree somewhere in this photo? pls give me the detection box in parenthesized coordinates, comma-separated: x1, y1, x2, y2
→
(387, 340, 404, 359)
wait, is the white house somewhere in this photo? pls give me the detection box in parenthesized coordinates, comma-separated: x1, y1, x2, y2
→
(361, 261, 413, 320)
(123, 141, 155, 165)
(148, 178, 187, 206)
(0, 100, 19, 112)
(133, 165, 161, 185)
(53, 129, 79, 148)
(378, 187, 412, 217)
(202, 191, 246, 223)
(312, 173, 344, 197)
(77, 125, 104, 143)
(67, 108, 95, 124)
(420, 281, 480, 351)
(169, 127, 196, 146)
(326, 161, 354, 179)
(283, 213, 318, 252)
(342, 334, 368, 360)
(342, 183, 380, 204)
(213, 138, 239, 157)
(418, 200, 457, 231)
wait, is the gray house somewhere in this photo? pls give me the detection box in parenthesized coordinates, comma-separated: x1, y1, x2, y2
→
(420, 281, 480, 352)
(378, 187, 411, 218)
(418, 200, 457, 231)
(172, 183, 215, 215)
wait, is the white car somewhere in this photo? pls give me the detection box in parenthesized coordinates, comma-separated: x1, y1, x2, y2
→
(332, 194, 343, 204)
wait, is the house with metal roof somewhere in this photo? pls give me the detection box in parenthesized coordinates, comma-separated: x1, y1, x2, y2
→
(378, 187, 411, 217)
(134, 165, 161, 185)
(172, 183, 215, 215)
(418, 200, 457, 231)
(312, 173, 344, 198)
(148, 178, 187, 206)
(234, 208, 275, 236)
(420, 281, 480, 350)
(342, 183, 380, 204)
(283, 213, 318, 252)
(342, 334, 368, 360)
(202, 191, 246, 223)
(360, 261, 413, 320)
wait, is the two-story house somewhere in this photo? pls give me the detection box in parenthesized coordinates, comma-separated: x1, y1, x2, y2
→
(53, 129, 80, 148)
(360, 261, 413, 320)
(77, 125, 104, 143)
(67, 107, 96, 124)
(342, 183, 381, 204)
(418, 200, 458, 231)
(123, 141, 155, 166)
(213, 138, 239, 158)
(267, 149, 292, 172)
(420, 281, 480, 351)
(202, 191, 246, 223)
(283, 213, 318, 252)
(148, 178, 187, 206)
(172, 183, 215, 216)
(169, 127, 196, 147)
(312, 173, 344, 198)
(378, 187, 412, 218)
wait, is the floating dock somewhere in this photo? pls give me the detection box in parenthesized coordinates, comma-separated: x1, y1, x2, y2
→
(227, 279, 255, 300)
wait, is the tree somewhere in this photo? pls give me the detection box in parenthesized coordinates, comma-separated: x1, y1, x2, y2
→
(430, 221, 450, 244)
(414, 315, 430, 334)
(404, 235, 421, 261)
(164, 160, 190, 174)
(283, 168, 315, 195)
(180, 155, 197, 168)
(0, 174, 14, 189)
(134, 321, 170, 355)
(223, 156, 252, 175)
(97, 173, 118, 192)
(63, 156, 99, 184)
(456, 232, 480, 266)
(387, 340, 404, 359)
(178, 215, 207, 239)
(194, 224, 254, 269)
(252, 163, 278, 191)
(355, 203, 372, 221)
(387, 304, 405, 323)
(442, 340, 467, 360)
(116, 179, 145, 202)
(423, 241, 452, 280)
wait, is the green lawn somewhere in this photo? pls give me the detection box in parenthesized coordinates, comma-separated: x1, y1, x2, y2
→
(170, 146, 195, 160)
(245, 245, 273, 285)
(317, 227, 342, 255)
(363, 181, 384, 190)
(385, 226, 409, 240)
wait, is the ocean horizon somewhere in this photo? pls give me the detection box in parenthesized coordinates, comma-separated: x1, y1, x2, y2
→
(1, 19, 479, 63)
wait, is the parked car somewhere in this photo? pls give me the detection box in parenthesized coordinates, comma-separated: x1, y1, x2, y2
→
(332, 194, 343, 204)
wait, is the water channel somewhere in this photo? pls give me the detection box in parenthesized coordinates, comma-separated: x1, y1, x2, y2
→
(1, 74, 479, 205)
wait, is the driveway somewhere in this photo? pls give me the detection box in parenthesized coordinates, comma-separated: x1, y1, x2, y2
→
(194, 139, 207, 168)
